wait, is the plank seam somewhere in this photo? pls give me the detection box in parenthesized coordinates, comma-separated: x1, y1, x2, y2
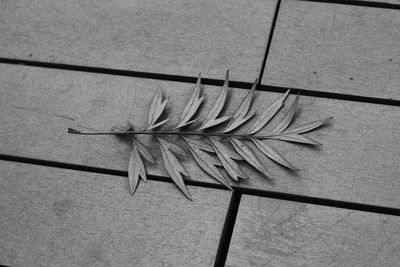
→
(1, 58, 399, 106)
(2, 154, 400, 216)
(258, 0, 282, 84)
(300, 0, 400, 10)
(214, 192, 242, 267)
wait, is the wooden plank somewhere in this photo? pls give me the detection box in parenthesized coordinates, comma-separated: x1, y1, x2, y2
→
(0, 64, 399, 208)
(0, 161, 230, 266)
(0, 0, 276, 81)
(262, 0, 400, 100)
(226, 195, 400, 266)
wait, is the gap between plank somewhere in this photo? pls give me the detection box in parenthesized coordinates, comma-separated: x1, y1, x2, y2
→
(2, 154, 400, 216)
(300, 0, 400, 10)
(214, 192, 242, 267)
(258, 0, 282, 84)
(0, 58, 399, 106)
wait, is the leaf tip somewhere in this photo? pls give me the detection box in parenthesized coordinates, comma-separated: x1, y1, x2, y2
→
(224, 69, 230, 82)
(129, 178, 140, 196)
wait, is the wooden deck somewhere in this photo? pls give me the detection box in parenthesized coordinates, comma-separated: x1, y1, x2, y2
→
(1, 0, 399, 266)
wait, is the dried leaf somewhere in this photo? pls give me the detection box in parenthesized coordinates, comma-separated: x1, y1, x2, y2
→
(183, 137, 231, 189)
(146, 89, 169, 130)
(272, 93, 299, 134)
(175, 74, 204, 129)
(284, 117, 333, 134)
(247, 90, 290, 135)
(128, 143, 146, 195)
(229, 138, 272, 179)
(71, 71, 332, 200)
(158, 138, 192, 200)
(223, 79, 257, 133)
(252, 138, 298, 170)
(209, 137, 247, 181)
(133, 138, 155, 164)
(198, 70, 231, 130)
(266, 134, 321, 145)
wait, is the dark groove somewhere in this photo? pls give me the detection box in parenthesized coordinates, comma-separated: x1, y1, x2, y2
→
(300, 0, 400, 10)
(2, 154, 400, 216)
(258, 0, 282, 84)
(1, 57, 399, 106)
(0, 57, 249, 90)
(214, 192, 242, 267)
(0, 154, 226, 190)
(259, 84, 400, 106)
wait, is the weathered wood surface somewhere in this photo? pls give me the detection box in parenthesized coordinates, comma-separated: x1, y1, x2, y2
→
(0, 0, 276, 81)
(1, 64, 399, 207)
(226, 195, 400, 267)
(262, 0, 400, 100)
(0, 161, 230, 266)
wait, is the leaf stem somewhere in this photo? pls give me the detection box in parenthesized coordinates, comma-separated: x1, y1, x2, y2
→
(67, 127, 277, 139)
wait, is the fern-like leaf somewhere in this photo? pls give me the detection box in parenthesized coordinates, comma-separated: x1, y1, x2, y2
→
(197, 70, 231, 130)
(68, 70, 333, 201)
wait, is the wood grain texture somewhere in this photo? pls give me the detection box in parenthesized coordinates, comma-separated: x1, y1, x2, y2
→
(226, 195, 400, 267)
(1, 64, 399, 208)
(0, 161, 230, 266)
(0, 0, 276, 81)
(262, 0, 400, 100)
